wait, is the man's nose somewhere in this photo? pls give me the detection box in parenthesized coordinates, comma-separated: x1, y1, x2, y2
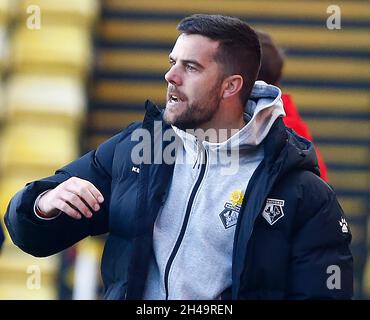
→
(165, 66, 182, 86)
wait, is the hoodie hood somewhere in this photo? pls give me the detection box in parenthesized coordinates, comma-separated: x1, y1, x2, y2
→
(173, 81, 285, 155)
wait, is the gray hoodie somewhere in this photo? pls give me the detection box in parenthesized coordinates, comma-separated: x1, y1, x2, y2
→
(143, 81, 285, 299)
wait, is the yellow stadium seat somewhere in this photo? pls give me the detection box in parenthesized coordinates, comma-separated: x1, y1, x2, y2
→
(17, 0, 99, 28)
(0, 0, 13, 25)
(0, 241, 58, 299)
(0, 122, 79, 172)
(5, 73, 86, 125)
(0, 168, 55, 217)
(10, 25, 92, 77)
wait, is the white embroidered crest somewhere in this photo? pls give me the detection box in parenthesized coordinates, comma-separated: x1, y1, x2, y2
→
(262, 198, 285, 225)
(219, 190, 244, 229)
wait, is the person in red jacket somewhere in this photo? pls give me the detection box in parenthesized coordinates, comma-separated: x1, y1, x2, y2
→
(257, 31, 329, 182)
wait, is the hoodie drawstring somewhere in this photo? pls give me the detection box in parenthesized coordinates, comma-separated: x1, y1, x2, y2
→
(193, 140, 202, 169)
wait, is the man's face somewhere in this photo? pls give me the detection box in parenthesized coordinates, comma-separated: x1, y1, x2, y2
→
(163, 33, 224, 130)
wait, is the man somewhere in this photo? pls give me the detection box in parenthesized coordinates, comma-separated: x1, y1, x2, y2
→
(257, 30, 329, 181)
(4, 14, 352, 299)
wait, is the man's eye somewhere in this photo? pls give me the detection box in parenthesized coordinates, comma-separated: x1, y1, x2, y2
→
(186, 65, 196, 71)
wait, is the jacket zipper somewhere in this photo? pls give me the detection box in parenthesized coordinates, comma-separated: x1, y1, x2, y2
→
(164, 146, 208, 300)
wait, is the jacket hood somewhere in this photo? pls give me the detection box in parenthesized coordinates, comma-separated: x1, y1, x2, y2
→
(263, 116, 320, 180)
(283, 127, 321, 176)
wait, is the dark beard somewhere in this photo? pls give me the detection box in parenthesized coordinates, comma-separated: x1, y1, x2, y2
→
(164, 98, 220, 131)
(163, 81, 222, 131)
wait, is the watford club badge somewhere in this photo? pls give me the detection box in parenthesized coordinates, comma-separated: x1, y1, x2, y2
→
(262, 198, 285, 225)
(219, 190, 244, 229)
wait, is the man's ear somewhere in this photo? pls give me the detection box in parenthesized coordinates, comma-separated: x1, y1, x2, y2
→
(221, 75, 243, 99)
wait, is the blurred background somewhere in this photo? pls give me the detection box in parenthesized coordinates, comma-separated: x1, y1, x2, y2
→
(0, 0, 369, 299)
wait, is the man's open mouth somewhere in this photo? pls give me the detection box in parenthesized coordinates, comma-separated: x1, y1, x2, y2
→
(169, 94, 182, 103)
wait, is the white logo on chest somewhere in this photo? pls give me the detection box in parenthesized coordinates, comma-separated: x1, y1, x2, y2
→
(219, 190, 244, 229)
(262, 198, 285, 225)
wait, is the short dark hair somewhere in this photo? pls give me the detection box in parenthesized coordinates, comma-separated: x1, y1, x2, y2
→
(256, 30, 285, 85)
(177, 14, 261, 105)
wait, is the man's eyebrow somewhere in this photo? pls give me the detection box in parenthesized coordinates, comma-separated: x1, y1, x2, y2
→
(169, 55, 205, 70)
(182, 59, 205, 70)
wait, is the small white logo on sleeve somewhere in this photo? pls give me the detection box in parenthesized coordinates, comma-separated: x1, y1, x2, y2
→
(262, 198, 285, 225)
(339, 218, 348, 233)
(132, 166, 140, 174)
